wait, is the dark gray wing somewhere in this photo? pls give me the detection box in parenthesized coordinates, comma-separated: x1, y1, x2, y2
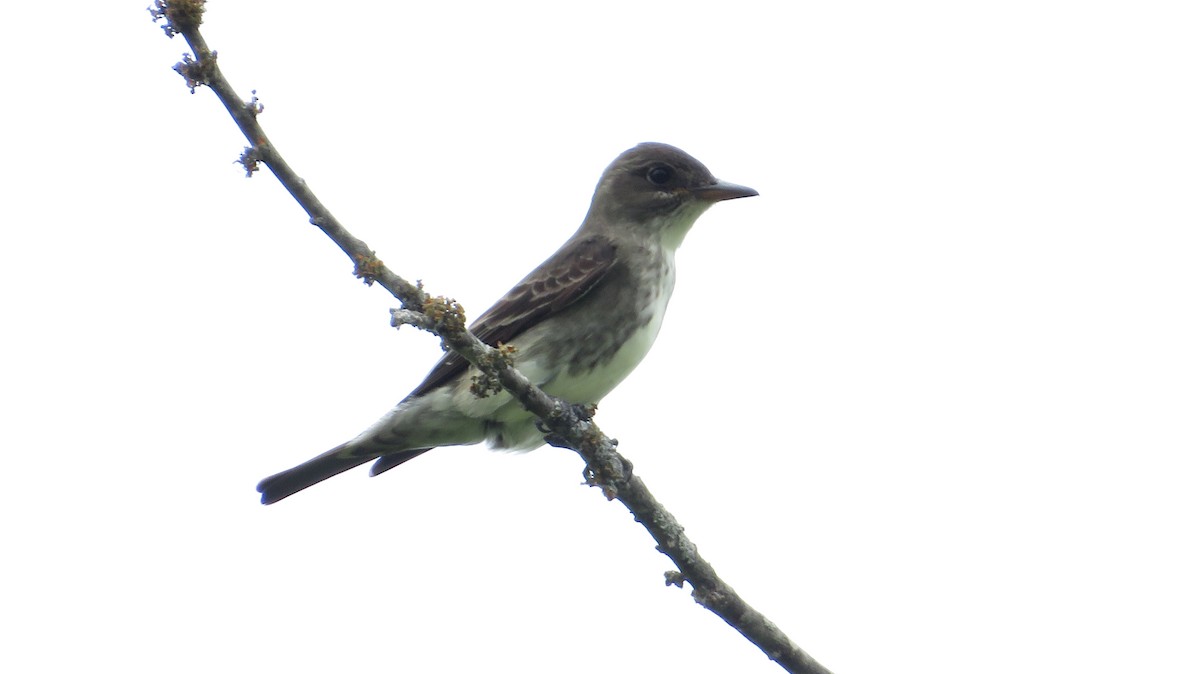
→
(409, 235, 618, 397)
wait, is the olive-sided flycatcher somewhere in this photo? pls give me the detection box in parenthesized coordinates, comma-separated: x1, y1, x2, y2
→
(257, 142, 756, 504)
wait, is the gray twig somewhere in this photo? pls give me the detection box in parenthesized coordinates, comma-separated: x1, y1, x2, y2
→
(151, 4, 830, 672)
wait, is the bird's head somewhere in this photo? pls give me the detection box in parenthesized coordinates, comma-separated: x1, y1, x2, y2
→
(586, 142, 757, 249)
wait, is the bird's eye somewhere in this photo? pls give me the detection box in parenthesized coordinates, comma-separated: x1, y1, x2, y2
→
(646, 165, 674, 186)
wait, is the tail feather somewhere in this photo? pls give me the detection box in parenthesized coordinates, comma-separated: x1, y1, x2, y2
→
(257, 443, 373, 505)
(369, 448, 434, 476)
(257, 444, 438, 505)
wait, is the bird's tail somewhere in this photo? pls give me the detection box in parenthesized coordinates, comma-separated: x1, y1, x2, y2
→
(256, 443, 370, 505)
(369, 448, 434, 476)
(256, 444, 434, 505)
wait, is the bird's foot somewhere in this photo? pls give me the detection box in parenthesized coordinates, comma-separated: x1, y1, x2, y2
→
(536, 402, 598, 446)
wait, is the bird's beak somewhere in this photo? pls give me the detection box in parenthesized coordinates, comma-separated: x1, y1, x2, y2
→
(693, 179, 759, 203)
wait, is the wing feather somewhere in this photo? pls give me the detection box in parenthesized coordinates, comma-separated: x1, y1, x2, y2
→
(409, 236, 617, 397)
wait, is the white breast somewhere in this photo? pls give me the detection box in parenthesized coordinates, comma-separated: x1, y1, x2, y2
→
(540, 257, 675, 404)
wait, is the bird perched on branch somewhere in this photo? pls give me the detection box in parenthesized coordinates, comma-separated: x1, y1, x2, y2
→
(257, 142, 757, 504)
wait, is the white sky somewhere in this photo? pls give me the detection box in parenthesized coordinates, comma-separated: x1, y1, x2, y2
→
(2, 2, 1198, 672)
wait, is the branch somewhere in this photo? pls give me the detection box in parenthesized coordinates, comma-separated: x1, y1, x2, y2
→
(150, 3, 830, 672)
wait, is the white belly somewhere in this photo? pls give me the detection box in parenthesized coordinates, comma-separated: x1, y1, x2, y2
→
(540, 304, 667, 403)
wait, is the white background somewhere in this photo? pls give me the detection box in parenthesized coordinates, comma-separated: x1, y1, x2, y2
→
(2, 2, 1197, 672)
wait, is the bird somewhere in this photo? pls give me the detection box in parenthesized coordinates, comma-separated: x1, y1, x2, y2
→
(257, 142, 757, 504)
